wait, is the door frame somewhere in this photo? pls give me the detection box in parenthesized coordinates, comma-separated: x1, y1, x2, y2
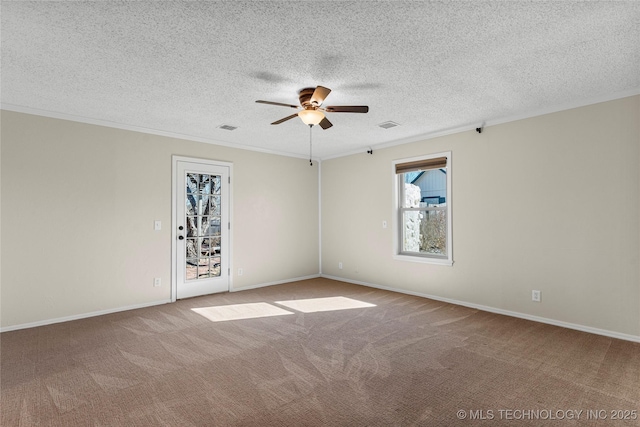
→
(171, 155, 233, 302)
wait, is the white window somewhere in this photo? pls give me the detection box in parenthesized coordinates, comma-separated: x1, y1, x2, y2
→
(394, 152, 452, 265)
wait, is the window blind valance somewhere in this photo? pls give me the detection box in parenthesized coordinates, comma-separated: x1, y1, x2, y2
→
(395, 157, 447, 174)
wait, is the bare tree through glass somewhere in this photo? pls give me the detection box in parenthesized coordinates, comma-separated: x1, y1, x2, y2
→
(185, 173, 222, 280)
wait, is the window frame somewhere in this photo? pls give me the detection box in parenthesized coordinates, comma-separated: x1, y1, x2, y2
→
(392, 151, 453, 266)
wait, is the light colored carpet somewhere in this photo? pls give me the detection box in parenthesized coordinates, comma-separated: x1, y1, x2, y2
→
(1, 278, 639, 426)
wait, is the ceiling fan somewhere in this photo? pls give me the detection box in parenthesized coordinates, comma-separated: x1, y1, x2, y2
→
(256, 86, 369, 129)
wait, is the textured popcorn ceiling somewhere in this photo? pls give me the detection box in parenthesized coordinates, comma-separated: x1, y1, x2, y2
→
(2, 1, 639, 159)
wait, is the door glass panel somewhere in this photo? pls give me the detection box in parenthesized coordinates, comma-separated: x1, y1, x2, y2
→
(196, 194, 209, 215)
(186, 260, 198, 280)
(197, 258, 209, 279)
(211, 256, 221, 277)
(198, 175, 211, 193)
(209, 196, 221, 216)
(185, 173, 223, 281)
(186, 238, 197, 258)
(201, 237, 211, 255)
(198, 216, 209, 236)
(186, 218, 197, 237)
(208, 217, 221, 237)
(210, 237, 221, 253)
(186, 173, 198, 195)
(212, 176, 221, 194)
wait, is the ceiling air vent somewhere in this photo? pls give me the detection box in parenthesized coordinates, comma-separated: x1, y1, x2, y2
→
(218, 124, 237, 131)
(378, 121, 400, 129)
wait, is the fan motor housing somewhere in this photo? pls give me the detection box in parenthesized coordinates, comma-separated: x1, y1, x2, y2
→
(298, 88, 316, 107)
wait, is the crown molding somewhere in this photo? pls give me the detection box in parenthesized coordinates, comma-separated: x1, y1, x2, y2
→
(4, 87, 639, 162)
(0, 103, 314, 161)
(320, 87, 640, 161)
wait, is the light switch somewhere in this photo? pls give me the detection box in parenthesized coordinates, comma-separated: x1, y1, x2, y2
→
(154, 220, 161, 231)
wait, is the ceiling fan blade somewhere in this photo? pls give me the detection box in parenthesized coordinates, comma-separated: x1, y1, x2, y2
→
(256, 100, 299, 109)
(310, 86, 331, 106)
(319, 117, 333, 130)
(325, 105, 369, 113)
(271, 113, 299, 125)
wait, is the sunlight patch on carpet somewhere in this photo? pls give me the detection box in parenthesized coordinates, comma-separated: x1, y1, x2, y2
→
(275, 296, 376, 313)
(192, 303, 294, 322)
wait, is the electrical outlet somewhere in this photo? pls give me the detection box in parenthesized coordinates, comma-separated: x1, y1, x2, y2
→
(532, 290, 541, 302)
(154, 277, 161, 287)
(338, 262, 343, 269)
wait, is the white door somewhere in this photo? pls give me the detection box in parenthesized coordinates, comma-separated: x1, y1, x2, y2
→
(173, 157, 230, 299)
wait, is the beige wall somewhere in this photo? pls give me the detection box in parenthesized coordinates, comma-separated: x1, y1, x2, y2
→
(322, 95, 640, 337)
(3, 96, 639, 338)
(1, 111, 319, 328)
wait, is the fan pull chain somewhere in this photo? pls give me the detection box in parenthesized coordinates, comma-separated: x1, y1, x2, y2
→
(309, 124, 313, 166)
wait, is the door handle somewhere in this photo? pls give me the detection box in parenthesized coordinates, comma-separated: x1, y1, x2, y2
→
(178, 235, 184, 240)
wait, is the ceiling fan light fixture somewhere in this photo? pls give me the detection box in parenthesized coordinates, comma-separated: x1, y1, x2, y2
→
(298, 109, 325, 125)
(256, 85, 368, 130)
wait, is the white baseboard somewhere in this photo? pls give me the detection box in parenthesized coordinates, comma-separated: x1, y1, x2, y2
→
(322, 274, 640, 343)
(6, 274, 637, 343)
(230, 274, 321, 292)
(0, 299, 172, 333)
(0, 275, 323, 333)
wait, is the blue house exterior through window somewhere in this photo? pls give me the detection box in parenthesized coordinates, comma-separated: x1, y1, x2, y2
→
(404, 169, 446, 206)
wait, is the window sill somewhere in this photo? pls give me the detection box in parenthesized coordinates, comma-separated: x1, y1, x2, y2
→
(393, 254, 453, 266)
